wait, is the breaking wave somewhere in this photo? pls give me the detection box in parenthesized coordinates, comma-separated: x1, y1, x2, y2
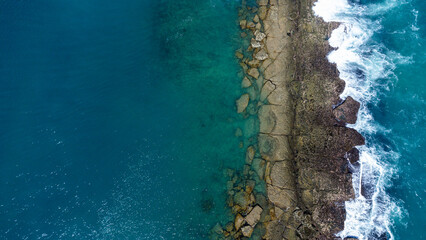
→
(313, 0, 412, 239)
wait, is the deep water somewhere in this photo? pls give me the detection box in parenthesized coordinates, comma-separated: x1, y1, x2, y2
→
(314, 0, 425, 239)
(0, 0, 251, 239)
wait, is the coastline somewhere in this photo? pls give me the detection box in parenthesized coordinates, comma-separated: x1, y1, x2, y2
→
(215, 0, 365, 239)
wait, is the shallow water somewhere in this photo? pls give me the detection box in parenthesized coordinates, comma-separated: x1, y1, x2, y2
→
(314, 0, 425, 239)
(0, 0, 251, 239)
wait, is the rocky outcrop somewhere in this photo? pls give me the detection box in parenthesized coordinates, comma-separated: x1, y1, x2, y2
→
(257, 0, 365, 239)
(333, 96, 361, 124)
(213, 0, 364, 239)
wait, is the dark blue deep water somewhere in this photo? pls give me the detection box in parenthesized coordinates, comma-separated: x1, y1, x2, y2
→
(0, 0, 249, 239)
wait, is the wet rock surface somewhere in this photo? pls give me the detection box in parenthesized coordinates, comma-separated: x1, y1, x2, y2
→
(333, 96, 361, 124)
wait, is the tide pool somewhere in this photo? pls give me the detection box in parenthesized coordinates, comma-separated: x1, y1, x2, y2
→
(0, 0, 251, 239)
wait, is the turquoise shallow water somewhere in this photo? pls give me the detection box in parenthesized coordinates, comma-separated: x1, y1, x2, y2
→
(0, 0, 251, 239)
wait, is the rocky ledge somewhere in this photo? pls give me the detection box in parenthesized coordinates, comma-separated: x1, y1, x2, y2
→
(213, 0, 365, 239)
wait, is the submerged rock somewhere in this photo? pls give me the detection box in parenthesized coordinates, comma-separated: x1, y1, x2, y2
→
(248, 68, 260, 79)
(239, 20, 247, 29)
(241, 77, 252, 88)
(235, 50, 244, 59)
(236, 94, 250, 113)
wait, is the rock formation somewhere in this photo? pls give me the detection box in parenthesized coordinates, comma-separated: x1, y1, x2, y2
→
(212, 0, 365, 239)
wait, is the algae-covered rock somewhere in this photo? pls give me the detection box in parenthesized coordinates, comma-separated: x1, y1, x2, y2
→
(234, 190, 250, 209)
(235, 50, 244, 59)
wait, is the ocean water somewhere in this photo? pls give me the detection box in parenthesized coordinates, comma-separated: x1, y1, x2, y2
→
(314, 0, 425, 239)
(0, 0, 251, 239)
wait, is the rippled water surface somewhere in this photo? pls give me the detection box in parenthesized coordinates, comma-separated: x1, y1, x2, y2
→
(0, 0, 249, 239)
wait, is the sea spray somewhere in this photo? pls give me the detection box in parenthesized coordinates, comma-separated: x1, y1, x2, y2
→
(313, 0, 409, 239)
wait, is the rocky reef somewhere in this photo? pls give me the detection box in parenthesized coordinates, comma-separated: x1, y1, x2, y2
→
(212, 0, 365, 239)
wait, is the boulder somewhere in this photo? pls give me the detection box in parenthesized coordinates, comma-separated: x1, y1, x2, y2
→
(246, 146, 255, 164)
(247, 68, 260, 79)
(245, 205, 263, 226)
(235, 50, 244, 59)
(255, 30, 266, 41)
(241, 77, 252, 88)
(258, 6, 268, 20)
(236, 94, 250, 113)
(247, 21, 256, 29)
(212, 223, 223, 235)
(234, 214, 245, 230)
(241, 226, 254, 237)
(333, 96, 360, 124)
(241, 226, 253, 238)
(248, 59, 261, 68)
(239, 20, 247, 29)
(253, 14, 260, 23)
(251, 38, 262, 48)
(255, 49, 269, 60)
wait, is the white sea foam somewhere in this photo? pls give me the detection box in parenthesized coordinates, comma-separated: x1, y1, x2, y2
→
(313, 0, 408, 239)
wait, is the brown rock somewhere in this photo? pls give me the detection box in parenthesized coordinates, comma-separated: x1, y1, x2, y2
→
(258, 105, 292, 135)
(333, 96, 360, 124)
(241, 225, 254, 238)
(234, 214, 245, 230)
(247, 68, 260, 79)
(267, 184, 297, 209)
(257, 0, 269, 6)
(251, 38, 262, 48)
(253, 14, 260, 23)
(258, 134, 291, 161)
(246, 146, 255, 164)
(239, 20, 247, 29)
(245, 205, 263, 226)
(247, 21, 256, 29)
(258, 6, 268, 20)
(270, 161, 296, 190)
(255, 49, 269, 60)
(235, 50, 244, 59)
